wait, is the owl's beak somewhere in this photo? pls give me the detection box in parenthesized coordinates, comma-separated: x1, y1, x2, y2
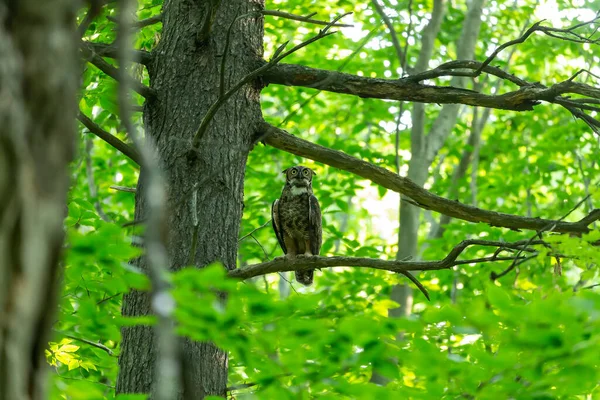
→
(291, 177, 310, 187)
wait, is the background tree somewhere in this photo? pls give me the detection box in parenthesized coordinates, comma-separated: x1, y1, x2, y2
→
(14, 0, 600, 399)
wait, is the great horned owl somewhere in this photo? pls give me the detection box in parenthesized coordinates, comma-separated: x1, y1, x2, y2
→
(271, 165, 322, 286)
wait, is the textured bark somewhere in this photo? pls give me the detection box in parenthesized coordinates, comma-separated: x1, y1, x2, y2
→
(0, 1, 78, 399)
(116, 0, 264, 398)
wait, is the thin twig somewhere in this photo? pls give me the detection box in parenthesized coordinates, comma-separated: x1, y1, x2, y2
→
(371, 0, 404, 68)
(110, 185, 137, 193)
(476, 17, 600, 75)
(190, 13, 350, 149)
(77, 112, 142, 165)
(262, 10, 353, 27)
(81, 44, 155, 98)
(278, 26, 380, 127)
(239, 220, 272, 242)
(491, 194, 592, 280)
(53, 330, 115, 356)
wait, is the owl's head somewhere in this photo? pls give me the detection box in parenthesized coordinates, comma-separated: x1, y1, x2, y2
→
(283, 165, 316, 188)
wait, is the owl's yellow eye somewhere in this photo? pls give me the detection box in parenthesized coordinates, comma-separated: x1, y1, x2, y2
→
(302, 169, 309, 176)
(291, 169, 298, 175)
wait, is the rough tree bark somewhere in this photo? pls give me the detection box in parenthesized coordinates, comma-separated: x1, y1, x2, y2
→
(116, 1, 264, 398)
(0, 1, 78, 399)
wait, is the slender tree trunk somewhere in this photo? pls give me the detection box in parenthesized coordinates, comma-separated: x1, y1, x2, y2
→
(116, 1, 264, 398)
(0, 1, 78, 399)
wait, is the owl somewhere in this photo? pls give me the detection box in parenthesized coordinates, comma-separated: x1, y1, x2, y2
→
(271, 165, 322, 286)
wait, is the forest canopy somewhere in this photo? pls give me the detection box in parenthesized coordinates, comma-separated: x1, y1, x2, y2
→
(1, 0, 599, 399)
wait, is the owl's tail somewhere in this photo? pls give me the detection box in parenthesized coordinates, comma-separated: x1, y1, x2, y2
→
(295, 269, 314, 286)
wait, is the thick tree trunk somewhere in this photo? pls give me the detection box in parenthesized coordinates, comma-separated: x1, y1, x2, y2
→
(116, 1, 264, 398)
(0, 1, 78, 399)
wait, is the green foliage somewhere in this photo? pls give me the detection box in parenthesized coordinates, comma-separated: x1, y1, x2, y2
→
(54, 0, 600, 398)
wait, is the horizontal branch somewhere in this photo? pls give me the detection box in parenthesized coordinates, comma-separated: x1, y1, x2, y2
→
(260, 62, 540, 111)
(229, 238, 550, 280)
(83, 41, 153, 65)
(78, 112, 142, 165)
(260, 122, 600, 234)
(259, 61, 600, 131)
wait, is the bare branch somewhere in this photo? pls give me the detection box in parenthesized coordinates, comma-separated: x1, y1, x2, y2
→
(260, 122, 600, 234)
(476, 17, 600, 75)
(54, 330, 115, 356)
(83, 41, 152, 65)
(107, 13, 163, 29)
(81, 44, 155, 98)
(229, 238, 557, 281)
(491, 194, 592, 281)
(77, 112, 142, 165)
(262, 10, 353, 27)
(110, 185, 136, 193)
(238, 220, 271, 242)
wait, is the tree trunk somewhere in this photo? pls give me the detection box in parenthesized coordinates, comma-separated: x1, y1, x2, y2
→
(0, 1, 78, 399)
(116, 1, 264, 398)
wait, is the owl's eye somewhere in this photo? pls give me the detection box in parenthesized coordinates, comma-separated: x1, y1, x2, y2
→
(291, 169, 298, 175)
(302, 169, 309, 176)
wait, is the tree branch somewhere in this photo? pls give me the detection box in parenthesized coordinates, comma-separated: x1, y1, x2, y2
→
(476, 17, 600, 75)
(259, 122, 600, 234)
(54, 330, 115, 356)
(229, 238, 556, 281)
(190, 13, 350, 149)
(83, 41, 153, 65)
(262, 10, 353, 27)
(261, 61, 600, 133)
(107, 13, 163, 29)
(370, 0, 404, 68)
(81, 43, 155, 97)
(77, 112, 142, 165)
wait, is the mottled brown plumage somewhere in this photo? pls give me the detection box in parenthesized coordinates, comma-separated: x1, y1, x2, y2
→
(272, 165, 322, 286)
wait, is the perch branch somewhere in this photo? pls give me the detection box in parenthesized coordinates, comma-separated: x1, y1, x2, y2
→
(230, 238, 560, 282)
(77, 112, 142, 165)
(259, 122, 600, 233)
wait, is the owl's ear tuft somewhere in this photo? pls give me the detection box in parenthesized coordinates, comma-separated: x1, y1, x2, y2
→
(310, 168, 317, 176)
(282, 168, 289, 174)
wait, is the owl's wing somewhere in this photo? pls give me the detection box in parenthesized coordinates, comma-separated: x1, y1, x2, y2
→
(308, 194, 322, 255)
(271, 199, 287, 254)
